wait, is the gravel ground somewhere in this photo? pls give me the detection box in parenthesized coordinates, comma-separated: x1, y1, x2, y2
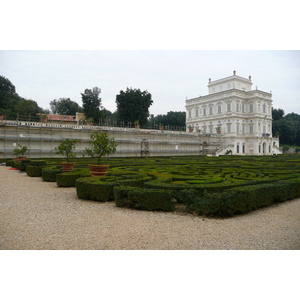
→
(0, 166, 299, 250)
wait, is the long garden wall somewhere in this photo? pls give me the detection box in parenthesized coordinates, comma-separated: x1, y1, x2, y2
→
(0, 120, 223, 159)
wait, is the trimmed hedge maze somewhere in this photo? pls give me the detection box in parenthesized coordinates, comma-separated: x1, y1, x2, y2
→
(5, 155, 300, 217)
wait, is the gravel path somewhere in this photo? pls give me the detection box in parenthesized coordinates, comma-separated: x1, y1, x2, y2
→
(1, 166, 299, 250)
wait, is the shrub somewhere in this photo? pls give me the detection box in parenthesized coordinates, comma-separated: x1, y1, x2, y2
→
(29, 160, 47, 166)
(76, 177, 116, 202)
(6, 160, 14, 167)
(186, 178, 300, 217)
(114, 186, 175, 211)
(42, 166, 63, 182)
(18, 159, 31, 171)
(76, 174, 152, 201)
(56, 169, 91, 187)
(26, 165, 44, 177)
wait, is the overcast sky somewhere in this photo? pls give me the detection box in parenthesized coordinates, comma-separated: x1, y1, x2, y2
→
(1, 50, 299, 116)
(1, 1, 299, 117)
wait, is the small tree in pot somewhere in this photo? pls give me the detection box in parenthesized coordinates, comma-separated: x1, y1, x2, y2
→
(13, 144, 28, 162)
(55, 139, 80, 172)
(84, 131, 117, 176)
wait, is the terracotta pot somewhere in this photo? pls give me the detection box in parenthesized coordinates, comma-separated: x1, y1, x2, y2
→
(61, 162, 75, 172)
(13, 156, 27, 162)
(159, 126, 164, 130)
(0, 115, 4, 120)
(135, 124, 140, 128)
(189, 128, 193, 132)
(89, 164, 109, 177)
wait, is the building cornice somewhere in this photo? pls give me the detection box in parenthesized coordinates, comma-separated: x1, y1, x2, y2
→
(186, 89, 272, 106)
(208, 74, 252, 87)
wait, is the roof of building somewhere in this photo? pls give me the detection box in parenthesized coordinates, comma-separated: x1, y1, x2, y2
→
(40, 114, 77, 122)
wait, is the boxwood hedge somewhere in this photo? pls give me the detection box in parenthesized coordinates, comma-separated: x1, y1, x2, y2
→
(114, 186, 175, 211)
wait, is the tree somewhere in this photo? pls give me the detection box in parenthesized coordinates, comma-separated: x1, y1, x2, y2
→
(50, 98, 83, 115)
(0, 75, 20, 118)
(148, 111, 186, 130)
(272, 110, 300, 146)
(272, 108, 285, 121)
(84, 131, 117, 165)
(14, 99, 41, 117)
(81, 87, 102, 123)
(115, 88, 153, 127)
(0, 75, 48, 120)
(55, 139, 80, 162)
(0, 75, 16, 109)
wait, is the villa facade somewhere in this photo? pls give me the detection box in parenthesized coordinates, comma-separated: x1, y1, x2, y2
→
(185, 71, 282, 155)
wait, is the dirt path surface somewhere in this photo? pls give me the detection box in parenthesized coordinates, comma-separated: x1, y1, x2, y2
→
(1, 166, 299, 250)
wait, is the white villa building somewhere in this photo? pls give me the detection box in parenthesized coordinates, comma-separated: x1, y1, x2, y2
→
(185, 71, 282, 155)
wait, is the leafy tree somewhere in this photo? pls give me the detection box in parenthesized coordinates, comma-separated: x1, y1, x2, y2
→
(272, 108, 285, 121)
(115, 88, 153, 127)
(0, 75, 21, 118)
(55, 139, 80, 162)
(84, 131, 117, 165)
(14, 99, 41, 117)
(50, 98, 83, 115)
(272, 110, 300, 146)
(13, 144, 28, 157)
(0, 75, 46, 120)
(81, 87, 102, 123)
(0, 75, 16, 109)
(148, 111, 186, 130)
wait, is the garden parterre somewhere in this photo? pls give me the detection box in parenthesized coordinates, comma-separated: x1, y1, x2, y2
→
(4, 155, 300, 217)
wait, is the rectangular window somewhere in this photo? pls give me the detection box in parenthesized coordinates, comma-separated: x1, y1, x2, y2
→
(242, 144, 245, 153)
(249, 104, 254, 112)
(242, 124, 245, 134)
(242, 104, 245, 113)
(227, 103, 231, 112)
(249, 125, 254, 134)
(209, 106, 213, 115)
(227, 124, 231, 133)
(237, 145, 239, 153)
(228, 84, 231, 89)
(218, 105, 222, 113)
(236, 124, 239, 133)
(195, 109, 198, 117)
(188, 111, 191, 118)
(203, 108, 206, 116)
(236, 103, 239, 112)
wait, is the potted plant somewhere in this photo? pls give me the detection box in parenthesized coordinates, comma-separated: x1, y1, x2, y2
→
(55, 139, 80, 172)
(13, 144, 28, 162)
(134, 120, 140, 128)
(84, 131, 117, 176)
(188, 125, 194, 132)
(86, 118, 94, 126)
(41, 114, 48, 123)
(159, 124, 164, 130)
(216, 126, 221, 134)
(275, 131, 280, 138)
